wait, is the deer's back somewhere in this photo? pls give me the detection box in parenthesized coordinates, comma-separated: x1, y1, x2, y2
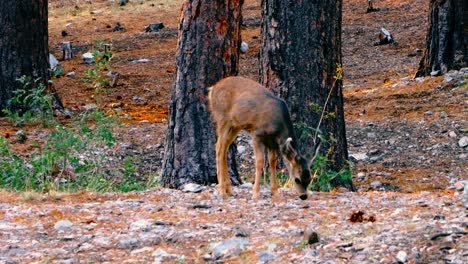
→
(209, 77, 293, 143)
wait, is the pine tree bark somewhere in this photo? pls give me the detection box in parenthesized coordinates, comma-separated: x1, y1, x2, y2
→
(416, 0, 468, 77)
(161, 0, 243, 188)
(0, 0, 50, 112)
(260, 0, 354, 190)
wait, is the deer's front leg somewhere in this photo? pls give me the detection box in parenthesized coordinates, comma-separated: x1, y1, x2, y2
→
(252, 139, 265, 199)
(268, 149, 279, 197)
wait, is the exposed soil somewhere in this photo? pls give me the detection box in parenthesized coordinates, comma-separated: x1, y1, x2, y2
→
(0, 0, 467, 263)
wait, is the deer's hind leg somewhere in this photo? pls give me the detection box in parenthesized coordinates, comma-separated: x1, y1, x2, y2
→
(215, 123, 239, 198)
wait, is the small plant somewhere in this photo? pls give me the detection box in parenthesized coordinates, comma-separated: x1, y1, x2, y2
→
(2, 76, 55, 127)
(83, 41, 113, 107)
(298, 240, 308, 251)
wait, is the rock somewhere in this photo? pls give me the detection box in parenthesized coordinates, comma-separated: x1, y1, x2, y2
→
(458, 137, 468, 148)
(424, 110, 433, 116)
(240, 42, 249, 53)
(82, 52, 94, 64)
(430, 70, 441, 77)
(396, 250, 407, 263)
(119, 0, 128, 6)
(448, 131, 457, 138)
(130, 219, 153, 231)
(81, 104, 98, 112)
(145, 22, 165, 32)
(54, 220, 73, 230)
(454, 181, 466, 191)
(257, 251, 278, 263)
(152, 249, 177, 262)
(118, 238, 140, 249)
(304, 226, 319, 244)
(131, 59, 150, 64)
(463, 184, 468, 208)
(439, 111, 448, 118)
(237, 145, 247, 155)
(349, 153, 369, 162)
(66, 71, 76, 77)
(234, 225, 249, 237)
(210, 237, 248, 259)
(357, 172, 366, 180)
(182, 183, 203, 193)
(241, 182, 253, 188)
(49, 53, 61, 72)
(371, 181, 382, 189)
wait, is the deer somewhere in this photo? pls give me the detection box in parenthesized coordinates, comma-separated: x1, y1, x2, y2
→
(208, 76, 313, 200)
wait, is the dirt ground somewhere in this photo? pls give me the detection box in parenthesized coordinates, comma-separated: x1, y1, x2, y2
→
(0, 0, 467, 262)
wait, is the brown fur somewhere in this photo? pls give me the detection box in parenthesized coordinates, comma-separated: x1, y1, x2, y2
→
(208, 76, 311, 199)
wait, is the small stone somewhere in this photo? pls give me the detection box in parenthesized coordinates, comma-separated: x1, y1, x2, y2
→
(131, 59, 150, 64)
(463, 184, 468, 208)
(118, 238, 140, 249)
(152, 248, 177, 260)
(234, 225, 249, 237)
(430, 70, 441, 77)
(454, 181, 466, 191)
(15, 130, 27, 143)
(440, 111, 448, 118)
(237, 145, 246, 155)
(54, 220, 73, 230)
(240, 42, 249, 53)
(424, 110, 433, 116)
(130, 219, 153, 231)
(66, 71, 76, 77)
(396, 250, 407, 263)
(371, 181, 382, 189)
(448, 131, 457, 138)
(367, 132, 376, 138)
(241, 182, 253, 188)
(210, 237, 248, 259)
(357, 172, 366, 180)
(349, 153, 369, 162)
(82, 52, 94, 64)
(182, 183, 203, 193)
(257, 251, 278, 264)
(458, 137, 468, 148)
(304, 226, 319, 244)
(145, 22, 165, 32)
(81, 104, 98, 111)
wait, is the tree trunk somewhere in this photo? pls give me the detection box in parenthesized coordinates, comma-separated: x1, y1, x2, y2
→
(260, 0, 354, 190)
(416, 0, 468, 77)
(0, 0, 50, 112)
(161, 0, 243, 188)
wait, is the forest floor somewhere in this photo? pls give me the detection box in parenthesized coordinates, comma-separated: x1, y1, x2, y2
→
(1, 0, 467, 263)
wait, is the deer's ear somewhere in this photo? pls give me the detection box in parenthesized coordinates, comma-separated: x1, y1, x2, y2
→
(282, 138, 298, 161)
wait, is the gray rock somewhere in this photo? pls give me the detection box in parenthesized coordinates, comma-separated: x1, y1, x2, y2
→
(240, 42, 249, 53)
(463, 184, 468, 208)
(424, 110, 433, 116)
(241, 182, 253, 188)
(182, 183, 203, 193)
(118, 238, 140, 249)
(210, 237, 248, 259)
(349, 153, 369, 162)
(49, 53, 61, 71)
(357, 172, 366, 180)
(371, 181, 383, 189)
(81, 104, 98, 112)
(396, 250, 407, 263)
(430, 70, 440, 77)
(82, 52, 94, 64)
(145, 23, 165, 32)
(448, 131, 457, 138)
(458, 136, 468, 148)
(152, 248, 177, 261)
(66, 71, 76, 77)
(130, 219, 153, 232)
(54, 220, 73, 230)
(234, 225, 249, 237)
(237, 145, 247, 155)
(131, 59, 150, 64)
(454, 181, 466, 191)
(439, 111, 448, 118)
(257, 251, 278, 263)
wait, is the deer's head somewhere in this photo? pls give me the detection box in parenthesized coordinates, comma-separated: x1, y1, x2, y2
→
(282, 138, 312, 200)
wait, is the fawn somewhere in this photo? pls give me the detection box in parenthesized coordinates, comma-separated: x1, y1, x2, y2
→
(208, 76, 312, 200)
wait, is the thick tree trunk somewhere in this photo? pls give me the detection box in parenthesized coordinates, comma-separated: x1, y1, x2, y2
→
(416, 0, 468, 77)
(0, 0, 50, 112)
(260, 0, 354, 190)
(161, 0, 243, 188)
